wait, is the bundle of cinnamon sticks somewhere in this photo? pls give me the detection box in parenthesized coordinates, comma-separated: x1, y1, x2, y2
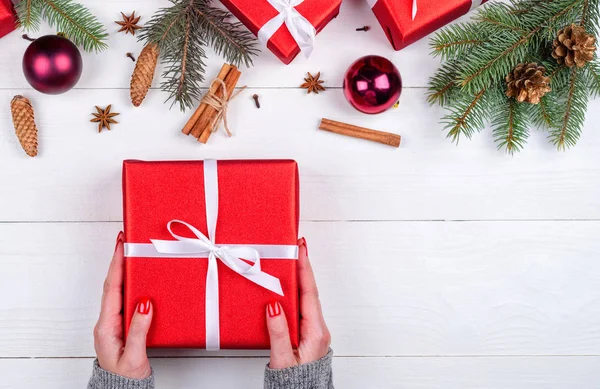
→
(182, 63, 242, 144)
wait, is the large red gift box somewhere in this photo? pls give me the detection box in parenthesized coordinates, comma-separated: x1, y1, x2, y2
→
(219, 0, 342, 64)
(368, 0, 487, 51)
(0, 0, 17, 39)
(123, 160, 300, 349)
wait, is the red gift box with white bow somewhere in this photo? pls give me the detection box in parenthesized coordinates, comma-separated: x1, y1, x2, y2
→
(219, 0, 342, 64)
(122, 160, 301, 350)
(368, 0, 487, 50)
(0, 0, 17, 39)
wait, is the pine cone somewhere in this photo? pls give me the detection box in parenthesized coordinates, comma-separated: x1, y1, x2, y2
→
(506, 63, 551, 105)
(130, 43, 160, 107)
(552, 24, 597, 68)
(10, 95, 38, 157)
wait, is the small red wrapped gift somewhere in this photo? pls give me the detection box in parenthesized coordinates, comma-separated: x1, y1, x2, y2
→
(368, 0, 487, 50)
(123, 160, 301, 349)
(219, 0, 342, 64)
(0, 0, 17, 39)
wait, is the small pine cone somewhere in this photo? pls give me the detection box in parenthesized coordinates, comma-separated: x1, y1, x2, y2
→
(506, 63, 552, 105)
(552, 24, 597, 68)
(130, 43, 160, 107)
(10, 95, 39, 157)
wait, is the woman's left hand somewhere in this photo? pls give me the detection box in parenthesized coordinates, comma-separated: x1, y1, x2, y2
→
(93, 231, 154, 380)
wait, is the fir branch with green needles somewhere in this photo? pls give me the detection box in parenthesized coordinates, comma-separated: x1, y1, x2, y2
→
(139, 0, 260, 112)
(427, 0, 600, 153)
(16, 0, 108, 52)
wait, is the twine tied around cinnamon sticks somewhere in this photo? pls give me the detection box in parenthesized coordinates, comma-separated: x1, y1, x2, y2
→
(201, 78, 246, 138)
(182, 64, 245, 144)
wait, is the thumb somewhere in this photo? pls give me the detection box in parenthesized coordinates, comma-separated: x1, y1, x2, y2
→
(122, 297, 153, 368)
(266, 301, 297, 369)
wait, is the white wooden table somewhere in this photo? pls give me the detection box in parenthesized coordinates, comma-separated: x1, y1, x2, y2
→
(1, 0, 600, 388)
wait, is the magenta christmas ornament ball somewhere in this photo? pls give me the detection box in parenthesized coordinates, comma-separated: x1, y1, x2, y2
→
(22, 35, 83, 95)
(343, 55, 402, 114)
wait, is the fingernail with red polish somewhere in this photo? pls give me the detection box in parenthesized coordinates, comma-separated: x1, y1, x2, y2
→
(299, 237, 308, 257)
(114, 231, 124, 252)
(267, 300, 281, 317)
(138, 297, 151, 315)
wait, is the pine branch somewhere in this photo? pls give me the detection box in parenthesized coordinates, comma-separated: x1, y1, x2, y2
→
(549, 67, 589, 150)
(160, 2, 207, 112)
(581, 0, 600, 41)
(193, 2, 259, 67)
(475, 3, 529, 34)
(139, 0, 258, 112)
(458, 0, 582, 94)
(443, 88, 489, 143)
(138, 2, 183, 47)
(493, 97, 530, 153)
(586, 60, 600, 97)
(530, 94, 560, 129)
(427, 60, 461, 106)
(508, 0, 549, 15)
(16, 0, 42, 31)
(178, 12, 192, 103)
(35, 0, 108, 52)
(430, 23, 487, 60)
(428, 0, 597, 152)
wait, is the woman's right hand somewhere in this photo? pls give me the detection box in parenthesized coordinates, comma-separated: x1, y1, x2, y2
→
(93, 231, 154, 379)
(266, 238, 332, 369)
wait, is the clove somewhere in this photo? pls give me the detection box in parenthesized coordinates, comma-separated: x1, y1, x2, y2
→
(356, 26, 371, 32)
(252, 94, 261, 109)
(126, 52, 136, 62)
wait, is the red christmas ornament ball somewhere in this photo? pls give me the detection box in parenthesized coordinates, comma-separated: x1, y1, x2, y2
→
(22, 35, 83, 94)
(343, 55, 402, 114)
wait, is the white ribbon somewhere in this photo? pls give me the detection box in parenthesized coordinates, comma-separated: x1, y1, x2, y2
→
(257, 0, 317, 58)
(367, 0, 483, 20)
(124, 160, 299, 351)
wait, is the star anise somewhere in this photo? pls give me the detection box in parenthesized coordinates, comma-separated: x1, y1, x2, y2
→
(91, 105, 119, 132)
(116, 11, 142, 36)
(301, 72, 326, 94)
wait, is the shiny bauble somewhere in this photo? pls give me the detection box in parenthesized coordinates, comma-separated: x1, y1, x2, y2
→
(343, 55, 402, 114)
(22, 35, 83, 94)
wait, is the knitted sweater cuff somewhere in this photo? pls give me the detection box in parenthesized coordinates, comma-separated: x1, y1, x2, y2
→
(264, 349, 334, 389)
(89, 360, 154, 389)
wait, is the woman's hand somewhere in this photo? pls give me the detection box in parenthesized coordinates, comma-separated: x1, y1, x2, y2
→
(93, 232, 154, 379)
(266, 238, 332, 369)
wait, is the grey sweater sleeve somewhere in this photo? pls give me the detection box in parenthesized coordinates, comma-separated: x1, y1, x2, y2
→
(264, 349, 334, 389)
(88, 360, 154, 389)
(87, 350, 333, 389)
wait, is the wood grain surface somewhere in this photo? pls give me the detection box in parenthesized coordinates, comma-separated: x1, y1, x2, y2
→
(0, 0, 598, 387)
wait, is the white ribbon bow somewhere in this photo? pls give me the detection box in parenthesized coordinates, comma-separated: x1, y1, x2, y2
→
(124, 160, 298, 351)
(367, 0, 483, 20)
(257, 0, 317, 58)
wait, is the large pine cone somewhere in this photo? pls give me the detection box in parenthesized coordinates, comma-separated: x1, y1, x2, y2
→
(10, 95, 39, 157)
(130, 43, 160, 107)
(506, 63, 551, 105)
(552, 24, 596, 68)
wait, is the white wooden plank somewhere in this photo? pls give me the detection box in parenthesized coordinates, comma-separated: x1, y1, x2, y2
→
(1, 88, 599, 222)
(1, 356, 600, 389)
(0, 0, 445, 90)
(0, 221, 599, 358)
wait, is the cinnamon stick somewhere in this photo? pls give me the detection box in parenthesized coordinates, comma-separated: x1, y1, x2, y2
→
(191, 66, 240, 139)
(183, 64, 233, 136)
(198, 68, 242, 144)
(318, 118, 401, 148)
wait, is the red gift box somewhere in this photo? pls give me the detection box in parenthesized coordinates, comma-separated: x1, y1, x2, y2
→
(368, 0, 487, 50)
(123, 160, 301, 349)
(219, 0, 342, 64)
(0, 0, 17, 39)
